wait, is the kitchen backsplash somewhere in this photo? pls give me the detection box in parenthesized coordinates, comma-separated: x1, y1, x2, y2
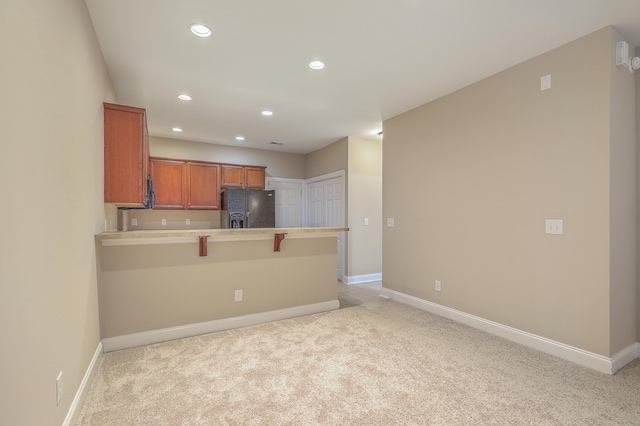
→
(121, 209, 221, 231)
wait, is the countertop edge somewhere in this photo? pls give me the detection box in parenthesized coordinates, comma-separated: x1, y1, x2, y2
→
(96, 227, 348, 246)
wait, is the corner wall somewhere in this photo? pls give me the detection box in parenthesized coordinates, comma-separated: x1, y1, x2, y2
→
(304, 137, 348, 179)
(637, 45, 640, 344)
(383, 27, 625, 357)
(608, 28, 637, 355)
(347, 137, 383, 278)
(0, 0, 115, 424)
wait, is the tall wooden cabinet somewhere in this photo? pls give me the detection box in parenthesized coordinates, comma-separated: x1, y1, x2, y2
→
(103, 103, 149, 207)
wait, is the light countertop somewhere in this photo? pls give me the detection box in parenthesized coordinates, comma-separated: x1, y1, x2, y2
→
(97, 227, 348, 246)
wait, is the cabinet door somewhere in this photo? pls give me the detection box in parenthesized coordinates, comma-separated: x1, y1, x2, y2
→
(187, 163, 220, 210)
(104, 103, 149, 207)
(220, 165, 244, 188)
(245, 166, 266, 189)
(150, 159, 185, 209)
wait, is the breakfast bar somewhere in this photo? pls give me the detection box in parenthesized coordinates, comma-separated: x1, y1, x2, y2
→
(96, 227, 347, 351)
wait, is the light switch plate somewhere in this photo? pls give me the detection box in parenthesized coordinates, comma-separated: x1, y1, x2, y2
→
(541, 74, 551, 91)
(545, 219, 563, 235)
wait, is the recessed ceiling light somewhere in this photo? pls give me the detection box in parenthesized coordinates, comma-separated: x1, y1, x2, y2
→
(189, 24, 212, 38)
(177, 94, 192, 101)
(172, 127, 183, 132)
(261, 110, 273, 116)
(235, 136, 245, 141)
(309, 60, 325, 70)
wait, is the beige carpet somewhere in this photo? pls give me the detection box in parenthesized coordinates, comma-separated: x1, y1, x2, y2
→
(76, 294, 640, 425)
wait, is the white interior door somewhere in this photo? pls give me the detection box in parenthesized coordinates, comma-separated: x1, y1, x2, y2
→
(266, 179, 303, 228)
(306, 181, 325, 227)
(304, 172, 345, 281)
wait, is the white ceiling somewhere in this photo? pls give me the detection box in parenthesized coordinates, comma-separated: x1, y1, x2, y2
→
(85, 0, 640, 155)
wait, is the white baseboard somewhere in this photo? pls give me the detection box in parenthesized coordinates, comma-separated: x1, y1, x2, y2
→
(63, 341, 103, 426)
(103, 300, 340, 352)
(343, 273, 382, 285)
(380, 287, 638, 375)
(611, 342, 640, 374)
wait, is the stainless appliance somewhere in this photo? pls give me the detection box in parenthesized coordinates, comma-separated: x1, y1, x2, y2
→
(221, 189, 275, 228)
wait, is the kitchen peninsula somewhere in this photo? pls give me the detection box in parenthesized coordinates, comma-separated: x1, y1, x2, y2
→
(96, 227, 347, 351)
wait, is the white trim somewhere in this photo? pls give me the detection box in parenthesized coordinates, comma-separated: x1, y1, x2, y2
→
(343, 273, 382, 284)
(265, 176, 306, 185)
(305, 170, 345, 184)
(380, 287, 638, 375)
(611, 342, 640, 374)
(102, 300, 340, 352)
(63, 342, 103, 426)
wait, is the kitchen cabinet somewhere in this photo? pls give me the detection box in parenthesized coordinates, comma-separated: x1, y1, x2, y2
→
(150, 158, 220, 210)
(103, 103, 149, 207)
(150, 158, 185, 209)
(187, 162, 220, 209)
(220, 164, 266, 189)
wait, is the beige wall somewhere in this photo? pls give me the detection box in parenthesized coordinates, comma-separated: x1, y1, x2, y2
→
(304, 137, 348, 179)
(347, 137, 383, 277)
(608, 28, 637, 355)
(125, 209, 222, 231)
(637, 46, 640, 343)
(97, 238, 338, 337)
(383, 27, 636, 357)
(150, 136, 306, 179)
(0, 1, 115, 424)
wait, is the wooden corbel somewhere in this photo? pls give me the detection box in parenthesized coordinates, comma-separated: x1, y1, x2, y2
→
(273, 233, 287, 252)
(199, 236, 208, 256)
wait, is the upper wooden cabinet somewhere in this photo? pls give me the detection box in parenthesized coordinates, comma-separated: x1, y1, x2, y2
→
(187, 162, 220, 210)
(150, 158, 185, 209)
(103, 103, 149, 207)
(150, 157, 220, 210)
(220, 164, 266, 189)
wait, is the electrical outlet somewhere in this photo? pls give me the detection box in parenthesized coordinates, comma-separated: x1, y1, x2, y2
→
(186, 219, 191, 225)
(545, 219, 563, 235)
(161, 219, 167, 226)
(131, 218, 137, 226)
(435, 280, 442, 292)
(234, 289, 243, 302)
(387, 218, 395, 227)
(56, 372, 63, 406)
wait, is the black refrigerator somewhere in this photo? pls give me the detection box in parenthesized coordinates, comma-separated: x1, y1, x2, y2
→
(221, 189, 276, 228)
